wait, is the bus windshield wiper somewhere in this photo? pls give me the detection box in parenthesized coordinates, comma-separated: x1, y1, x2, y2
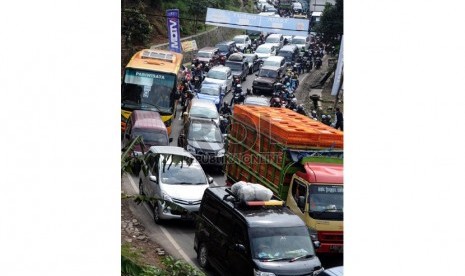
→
(262, 257, 292, 262)
(140, 102, 161, 111)
(289, 254, 313, 262)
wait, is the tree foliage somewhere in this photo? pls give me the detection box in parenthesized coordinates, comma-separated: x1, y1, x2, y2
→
(314, 0, 343, 46)
(122, 1, 153, 47)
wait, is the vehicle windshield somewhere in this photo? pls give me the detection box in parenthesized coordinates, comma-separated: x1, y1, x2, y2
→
(256, 46, 272, 54)
(308, 184, 343, 220)
(258, 69, 278, 78)
(263, 60, 280, 67)
(278, 52, 293, 62)
(121, 69, 175, 113)
(217, 45, 229, 52)
(188, 122, 223, 143)
(200, 86, 221, 96)
(292, 38, 306, 44)
(233, 37, 245, 44)
(266, 36, 280, 43)
(206, 70, 227, 80)
(250, 226, 315, 261)
(197, 51, 212, 58)
(225, 62, 243, 71)
(132, 129, 168, 145)
(159, 154, 207, 184)
(189, 106, 218, 119)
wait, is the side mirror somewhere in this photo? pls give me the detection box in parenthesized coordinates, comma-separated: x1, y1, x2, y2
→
(313, 240, 321, 249)
(149, 175, 158, 183)
(208, 176, 214, 184)
(297, 196, 306, 209)
(169, 138, 173, 143)
(234, 243, 247, 253)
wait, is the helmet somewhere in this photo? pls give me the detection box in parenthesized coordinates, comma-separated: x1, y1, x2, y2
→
(312, 110, 317, 114)
(297, 105, 304, 110)
(291, 98, 297, 103)
(322, 114, 327, 119)
(327, 115, 332, 119)
(237, 84, 242, 89)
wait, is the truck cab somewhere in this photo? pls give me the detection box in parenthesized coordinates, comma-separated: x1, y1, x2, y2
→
(286, 162, 343, 254)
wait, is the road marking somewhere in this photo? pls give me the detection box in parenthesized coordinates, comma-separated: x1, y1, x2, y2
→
(126, 174, 195, 266)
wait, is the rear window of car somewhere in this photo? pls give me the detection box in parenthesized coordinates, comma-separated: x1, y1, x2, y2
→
(207, 70, 227, 80)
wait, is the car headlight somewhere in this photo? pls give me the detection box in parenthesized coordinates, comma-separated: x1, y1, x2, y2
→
(254, 269, 276, 276)
(186, 144, 196, 153)
(217, 149, 225, 156)
(162, 192, 172, 202)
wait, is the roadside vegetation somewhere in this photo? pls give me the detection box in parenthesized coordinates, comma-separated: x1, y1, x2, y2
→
(121, 136, 204, 275)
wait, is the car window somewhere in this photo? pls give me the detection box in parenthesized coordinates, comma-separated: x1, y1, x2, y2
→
(258, 69, 278, 78)
(159, 154, 207, 184)
(132, 129, 168, 145)
(190, 106, 218, 119)
(188, 122, 223, 143)
(150, 154, 160, 176)
(200, 86, 221, 96)
(207, 70, 227, 80)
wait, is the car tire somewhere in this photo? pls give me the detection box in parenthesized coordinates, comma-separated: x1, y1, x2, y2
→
(153, 202, 163, 224)
(139, 179, 144, 195)
(197, 243, 210, 269)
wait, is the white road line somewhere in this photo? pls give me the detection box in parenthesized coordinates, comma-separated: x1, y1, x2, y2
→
(126, 174, 195, 266)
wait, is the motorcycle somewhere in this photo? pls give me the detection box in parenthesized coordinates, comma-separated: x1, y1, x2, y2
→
(219, 55, 227, 65)
(315, 57, 322, 69)
(231, 88, 246, 105)
(270, 92, 283, 107)
(219, 115, 230, 134)
(232, 76, 241, 90)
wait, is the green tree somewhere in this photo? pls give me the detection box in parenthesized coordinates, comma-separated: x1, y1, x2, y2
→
(122, 1, 153, 47)
(314, 0, 343, 47)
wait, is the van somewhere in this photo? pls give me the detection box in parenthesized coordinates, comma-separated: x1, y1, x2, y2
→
(278, 44, 300, 66)
(215, 41, 237, 60)
(265, 33, 284, 51)
(194, 186, 324, 276)
(122, 110, 172, 156)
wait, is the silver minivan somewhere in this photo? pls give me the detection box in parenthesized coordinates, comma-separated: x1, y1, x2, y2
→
(202, 65, 233, 93)
(138, 146, 214, 224)
(265, 33, 284, 51)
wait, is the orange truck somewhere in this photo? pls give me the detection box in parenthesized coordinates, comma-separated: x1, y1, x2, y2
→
(225, 105, 344, 254)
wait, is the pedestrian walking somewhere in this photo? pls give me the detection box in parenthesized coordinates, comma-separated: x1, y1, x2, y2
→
(332, 107, 343, 131)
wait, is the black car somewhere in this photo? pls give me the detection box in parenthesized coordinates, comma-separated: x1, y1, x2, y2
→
(225, 53, 249, 81)
(177, 118, 225, 169)
(252, 65, 283, 95)
(215, 41, 237, 60)
(194, 186, 323, 276)
(243, 53, 261, 74)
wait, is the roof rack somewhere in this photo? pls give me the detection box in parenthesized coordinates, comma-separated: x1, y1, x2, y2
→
(141, 50, 175, 63)
(223, 187, 284, 207)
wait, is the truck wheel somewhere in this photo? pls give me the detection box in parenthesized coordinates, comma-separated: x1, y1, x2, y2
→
(153, 202, 163, 224)
(197, 243, 210, 269)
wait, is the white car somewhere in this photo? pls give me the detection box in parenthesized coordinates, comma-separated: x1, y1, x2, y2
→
(265, 33, 284, 51)
(233, 35, 251, 51)
(139, 146, 214, 224)
(291, 35, 311, 52)
(255, 44, 277, 62)
(202, 65, 233, 93)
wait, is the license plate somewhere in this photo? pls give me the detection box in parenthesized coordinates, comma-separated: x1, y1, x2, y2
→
(329, 245, 343, 253)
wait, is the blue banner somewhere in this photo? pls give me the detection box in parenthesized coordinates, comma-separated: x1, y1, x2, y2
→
(205, 8, 309, 37)
(166, 9, 182, 53)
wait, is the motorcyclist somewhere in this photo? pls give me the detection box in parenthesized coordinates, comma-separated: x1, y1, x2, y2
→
(219, 102, 232, 116)
(310, 110, 318, 120)
(287, 97, 298, 110)
(231, 84, 245, 105)
(296, 104, 307, 116)
(192, 58, 201, 68)
(321, 114, 331, 126)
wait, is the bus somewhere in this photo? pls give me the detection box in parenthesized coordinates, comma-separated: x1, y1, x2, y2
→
(121, 49, 183, 136)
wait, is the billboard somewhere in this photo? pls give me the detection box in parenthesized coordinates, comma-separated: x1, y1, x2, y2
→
(166, 9, 182, 53)
(205, 8, 309, 37)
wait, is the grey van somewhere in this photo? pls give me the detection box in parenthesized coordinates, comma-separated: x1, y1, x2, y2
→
(278, 44, 300, 66)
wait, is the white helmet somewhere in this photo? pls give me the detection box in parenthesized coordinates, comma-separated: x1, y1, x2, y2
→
(327, 115, 332, 119)
(291, 98, 297, 103)
(322, 114, 327, 119)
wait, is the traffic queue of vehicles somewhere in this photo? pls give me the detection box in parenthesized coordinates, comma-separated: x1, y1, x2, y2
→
(121, 3, 343, 275)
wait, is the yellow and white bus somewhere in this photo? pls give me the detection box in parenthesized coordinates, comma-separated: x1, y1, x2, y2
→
(121, 49, 183, 136)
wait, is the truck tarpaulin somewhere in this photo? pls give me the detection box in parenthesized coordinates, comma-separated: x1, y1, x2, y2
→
(166, 9, 182, 53)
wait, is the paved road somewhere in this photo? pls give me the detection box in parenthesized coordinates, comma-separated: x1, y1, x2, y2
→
(122, 67, 342, 272)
